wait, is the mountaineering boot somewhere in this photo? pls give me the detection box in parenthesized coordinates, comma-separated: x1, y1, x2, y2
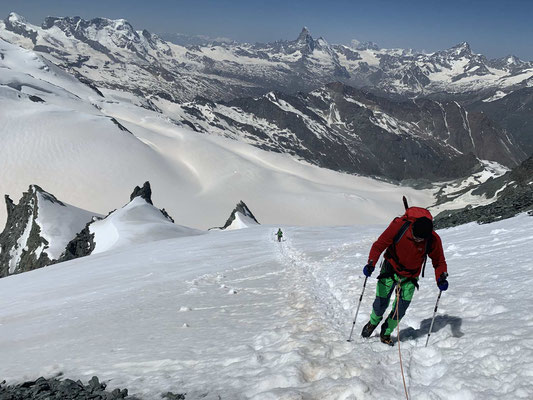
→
(380, 324, 394, 346)
(361, 321, 377, 338)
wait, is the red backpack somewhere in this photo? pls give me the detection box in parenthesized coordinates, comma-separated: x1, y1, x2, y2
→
(385, 207, 434, 277)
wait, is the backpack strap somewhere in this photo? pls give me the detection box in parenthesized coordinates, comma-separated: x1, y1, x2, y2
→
(393, 220, 411, 244)
(421, 234, 433, 278)
(384, 220, 411, 271)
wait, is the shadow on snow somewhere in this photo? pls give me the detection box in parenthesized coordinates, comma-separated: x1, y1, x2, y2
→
(399, 314, 464, 342)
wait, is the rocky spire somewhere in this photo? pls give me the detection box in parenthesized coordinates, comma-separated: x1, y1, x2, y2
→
(450, 41, 472, 56)
(297, 27, 312, 43)
(130, 181, 153, 205)
(216, 201, 259, 230)
(295, 26, 315, 52)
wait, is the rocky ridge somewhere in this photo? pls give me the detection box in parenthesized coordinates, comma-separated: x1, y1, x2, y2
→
(0, 185, 97, 278)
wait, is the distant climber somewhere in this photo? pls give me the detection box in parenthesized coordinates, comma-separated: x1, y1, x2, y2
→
(276, 228, 283, 242)
(360, 207, 448, 345)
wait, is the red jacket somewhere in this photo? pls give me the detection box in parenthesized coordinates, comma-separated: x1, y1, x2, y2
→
(368, 217, 447, 281)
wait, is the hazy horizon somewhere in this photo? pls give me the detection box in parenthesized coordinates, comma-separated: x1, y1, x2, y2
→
(0, 0, 532, 60)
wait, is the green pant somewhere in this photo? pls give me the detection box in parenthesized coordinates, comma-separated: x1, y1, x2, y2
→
(369, 261, 417, 336)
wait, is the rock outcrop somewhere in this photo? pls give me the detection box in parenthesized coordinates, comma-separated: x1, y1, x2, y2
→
(214, 201, 260, 230)
(0, 185, 99, 277)
(434, 156, 533, 228)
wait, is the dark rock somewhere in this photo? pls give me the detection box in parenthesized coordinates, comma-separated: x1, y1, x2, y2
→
(110, 118, 132, 134)
(28, 95, 44, 103)
(57, 218, 99, 263)
(434, 155, 533, 228)
(0, 186, 99, 277)
(469, 87, 533, 156)
(130, 181, 153, 205)
(0, 376, 147, 400)
(128, 182, 176, 222)
(213, 201, 259, 230)
(3, 14, 37, 44)
(160, 208, 175, 223)
(0, 186, 52, 278)
(163, 392, 186, 400)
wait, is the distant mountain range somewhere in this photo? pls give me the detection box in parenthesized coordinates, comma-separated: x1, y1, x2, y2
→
(1, 13, 532, 103)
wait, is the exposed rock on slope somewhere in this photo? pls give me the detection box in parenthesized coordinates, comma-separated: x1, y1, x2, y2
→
(0, 376, 143, 400)
(470, 87, 533, 156)
(0, 185, 98, 277)
(434, 156, 533, 228)
(62, 181, 201, 257)
(214, 201, 260, 230)
(166, 83, 522, 180)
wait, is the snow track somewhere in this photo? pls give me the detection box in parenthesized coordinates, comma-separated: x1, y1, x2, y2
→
(266, 228, 410, 399)
(1, 216, 533, 399)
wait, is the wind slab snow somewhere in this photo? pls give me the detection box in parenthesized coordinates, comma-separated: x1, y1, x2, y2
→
(0, 214, 532, 399)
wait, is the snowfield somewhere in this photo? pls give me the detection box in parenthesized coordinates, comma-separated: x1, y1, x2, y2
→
(1, 213, 532, 399)
(0, 37, 433, 231)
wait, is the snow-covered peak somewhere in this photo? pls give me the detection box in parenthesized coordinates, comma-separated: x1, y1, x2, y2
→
(90, 196, 203, 254)
(446, 41, 473, 57)
(6, 12, 27, 24)
(488, 54, 531, 72)
(296, 26, 312, 43)
(42, 15, 139, 45)
(356, 41, 380, 51)
(506, 55, 520, 65)
(2, 12, 532, 100)
(352, 41, 380, 51)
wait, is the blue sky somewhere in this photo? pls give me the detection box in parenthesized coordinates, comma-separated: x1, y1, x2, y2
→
(1, 0, 532, 59)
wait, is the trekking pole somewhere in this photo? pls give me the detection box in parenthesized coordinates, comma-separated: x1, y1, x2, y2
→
(347, 276, 368, 342)
(425, 290, 442, 347)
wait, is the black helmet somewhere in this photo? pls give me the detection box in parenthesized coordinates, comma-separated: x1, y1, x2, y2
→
(412, 217, 433, 239)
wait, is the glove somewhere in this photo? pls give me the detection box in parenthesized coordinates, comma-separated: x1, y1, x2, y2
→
(437, 272, 449, 291)
(363, 263, 375, 277)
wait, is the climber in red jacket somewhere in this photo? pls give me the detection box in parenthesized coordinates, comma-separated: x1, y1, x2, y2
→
(361, 207, 448, 345)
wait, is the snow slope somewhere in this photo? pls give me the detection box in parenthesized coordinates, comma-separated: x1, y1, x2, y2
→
(0, 38, 433, 231)
(0, 214, 532, 399)
(35, 190, 101, 260)
(90, 197, 204, 254)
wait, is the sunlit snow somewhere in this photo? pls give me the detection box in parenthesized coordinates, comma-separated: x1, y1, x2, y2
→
(0, 213, 532, 399)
